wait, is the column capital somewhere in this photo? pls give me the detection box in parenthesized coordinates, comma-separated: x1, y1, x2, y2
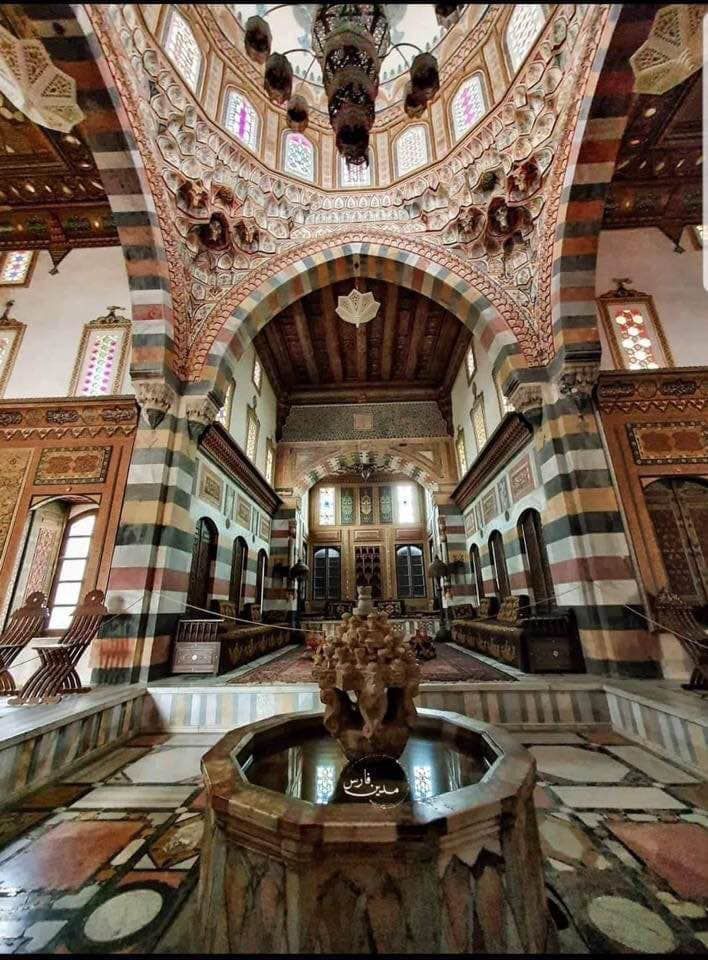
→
(182, 392, 220, 441)
(133, 378, 178, 429)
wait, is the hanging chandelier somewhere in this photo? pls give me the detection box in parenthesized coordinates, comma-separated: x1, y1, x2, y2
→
(243, 4, 463, 167)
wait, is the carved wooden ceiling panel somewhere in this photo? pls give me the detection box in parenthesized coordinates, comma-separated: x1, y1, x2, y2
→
(254, 279, 471, 404)
(602, 69, 702, 245)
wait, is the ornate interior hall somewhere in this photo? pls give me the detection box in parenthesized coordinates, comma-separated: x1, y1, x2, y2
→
(0, 2, 705, 954)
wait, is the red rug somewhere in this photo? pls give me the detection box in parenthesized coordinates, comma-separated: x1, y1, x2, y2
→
(229, 643, 512, 684)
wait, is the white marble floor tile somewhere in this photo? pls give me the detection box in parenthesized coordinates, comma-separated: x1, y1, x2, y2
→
(604, 746, 699, 784)
(531, 746, 630, 783)
(70, 786, 194, 809)
(66, 748, 149, 784)
(550, 786, 685, 810)
(119, 748, 206, 784)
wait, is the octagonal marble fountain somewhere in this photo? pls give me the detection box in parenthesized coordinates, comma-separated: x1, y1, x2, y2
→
(197, 590, 554, 954)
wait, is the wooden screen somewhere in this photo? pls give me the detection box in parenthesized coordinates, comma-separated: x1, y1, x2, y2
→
(187, 518, 218, 610)
(355, 545, 382, 599)
(518, 509, 555, 613)
(645, 479, 708, 608)
(255, 549, 268, 607)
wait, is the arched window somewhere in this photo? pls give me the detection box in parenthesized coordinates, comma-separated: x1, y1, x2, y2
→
(469, 544, 484, 607)
(396, 545, 426, 598)
(164, 8, 202, 91)
(451, 74, 486, 142)
(395, 125, 429, 178)
(187, 517, 218, 610)
(48, 511, 97, 630)
(518, 509, 554, 613)
(456, 429, 467, 477)
(506, 4, 546, 73)
(283, 132, 315, 182)
(312, 546, 340, 601)
(340, 153, 373, 188)
(255, 549, 268, 608)
(229, 536, 249, 612)
(488, 531, 510, 598)
(222, 89, 260, 151)
(216, 379, 234, 428)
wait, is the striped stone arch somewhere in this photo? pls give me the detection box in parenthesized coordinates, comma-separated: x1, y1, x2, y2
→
(21, 3, 176, 382)
(291, 449, 442, 498)
(548, 4, 657, 367)
(189, 233, 539, 404)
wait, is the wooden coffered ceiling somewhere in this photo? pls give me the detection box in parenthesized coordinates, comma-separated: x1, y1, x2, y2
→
(254, 278, 472, 419)
(602, 69, 702, 246)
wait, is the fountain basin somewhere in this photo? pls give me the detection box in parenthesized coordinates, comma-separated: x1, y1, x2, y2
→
(198, 708, 553, 954)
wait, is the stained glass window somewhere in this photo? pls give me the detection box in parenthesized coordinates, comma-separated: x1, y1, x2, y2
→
(319, 486, 335, 526)
(396, 484, 415, 524)
(315, 765, 336, 804)
(395, 125, 429, 177)
(283, 132, 315, 182)
(252, 355, 262, 391)
(451, 75, 486, 141)
(471, 397, 487, 452)
(465, 345, 476, 382)
(223, 89, 259, 151)
(506, 4, 546, 73)
(246, 407, 259, 461)
(80, 331, 120, 395)
(216, 379, 234, 427)
(456, 430, 467, 476)
(72, 316, 130, 397)
(413, 765, 433, 800)
(164, 8, 202, 91)
(340, 154, 372, 188)
(265, 439, 275, 485)
(0, 250, 34, 286)
(611, 307, 660, 370)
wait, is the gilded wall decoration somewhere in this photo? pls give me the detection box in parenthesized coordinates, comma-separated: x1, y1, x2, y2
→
(236, 495, 252, 528)
(199, 464, 223, 509)
(68, 307, 131, 397)
(359, 486, 374, 524)
(509, 454, 535, 502)
(224, 486, 235, 520)
(464, 509, 476, 537)
(0, 448, 31, 564)
(627, 422, 708, 465)
(378, 485, 393, 524)
(497, 476, 511, 514)
(481, 488, 498, 525)
(281, 402, 449, 442)
(25, 522, 62, 597)
(35, 446, 111, 485)
(0, 397, 138, 442)
(340, 487, 355, 525)
(259, 515, 271, 541)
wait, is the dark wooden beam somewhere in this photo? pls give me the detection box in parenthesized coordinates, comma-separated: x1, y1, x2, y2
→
(404, 296, 428, 380)
(356, 324, 367, 381)
(263, 318, 294, 389)
(381, 283, 398, 381)
(432, 318, 463, 383)
(292, 300, 319, 384)
(289, 381, 438, 405)
(440, 324, 472, 395)
(320, 285, 344, 382)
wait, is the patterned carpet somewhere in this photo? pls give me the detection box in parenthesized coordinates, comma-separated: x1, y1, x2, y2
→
(229, 643, 513, 684)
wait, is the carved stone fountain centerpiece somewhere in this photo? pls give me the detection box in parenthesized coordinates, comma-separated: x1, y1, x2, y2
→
(312, 586, 420, 760)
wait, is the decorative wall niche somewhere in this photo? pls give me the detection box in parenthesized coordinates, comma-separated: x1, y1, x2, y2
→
(0, 306, 25, 397)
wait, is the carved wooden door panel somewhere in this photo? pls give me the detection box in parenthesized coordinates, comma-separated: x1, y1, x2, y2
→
(187, 519, 215, 610)
(645, 480, 708, 606)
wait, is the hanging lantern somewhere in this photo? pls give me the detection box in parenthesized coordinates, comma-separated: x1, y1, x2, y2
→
(409, 52, 440, 102)
(244, 15, 272, 65)
(403, 81, 427, 120)
(333, 101, 372, 166)
(286, 92, 310, 133)
(290, 557, 310, 581)
(428, 555, 448, 581)
(264, 52, 293, 105)
(435, 4, 463, 29)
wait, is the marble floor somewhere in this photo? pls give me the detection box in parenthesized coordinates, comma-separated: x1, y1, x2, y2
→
(0, 728, 705, 954)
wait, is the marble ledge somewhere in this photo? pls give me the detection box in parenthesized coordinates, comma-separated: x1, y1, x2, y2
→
(603, 679, 708, 727)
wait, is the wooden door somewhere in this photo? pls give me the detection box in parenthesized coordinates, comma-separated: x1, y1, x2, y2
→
(645, 479, 708, 607)
(188, 519, 217, 610)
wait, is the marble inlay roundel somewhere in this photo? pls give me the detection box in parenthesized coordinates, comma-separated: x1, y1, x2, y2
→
(83, 889, 164, 943)
(587, 896, 675, 953)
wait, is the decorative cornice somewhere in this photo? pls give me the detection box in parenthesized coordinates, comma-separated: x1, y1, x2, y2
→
(451, 413, 533, 511)
(184, 392, 220, 441)
(0, 394, 139, 441)
(595, 367, 708, 415)
(200, 422, 282, 516)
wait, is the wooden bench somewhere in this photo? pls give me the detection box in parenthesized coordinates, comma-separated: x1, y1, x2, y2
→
(452, 595, 583, 673)
(651, 589, 708, 691)
(0, 592, 49, 695)
(8, 590, 107, 705)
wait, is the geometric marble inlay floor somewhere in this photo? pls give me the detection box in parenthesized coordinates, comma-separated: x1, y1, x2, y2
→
(0, 728, 706, 955)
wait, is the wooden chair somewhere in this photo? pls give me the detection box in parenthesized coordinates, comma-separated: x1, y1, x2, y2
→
(651, 589, 708, 690)
(8, 589, 107, 706)
(0, 592, 49, 695)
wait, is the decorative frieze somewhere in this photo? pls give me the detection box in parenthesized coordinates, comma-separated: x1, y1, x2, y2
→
(452, 413, 533, 511)
(200, 423, 281, 516)
(0, 395, 138, 441)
